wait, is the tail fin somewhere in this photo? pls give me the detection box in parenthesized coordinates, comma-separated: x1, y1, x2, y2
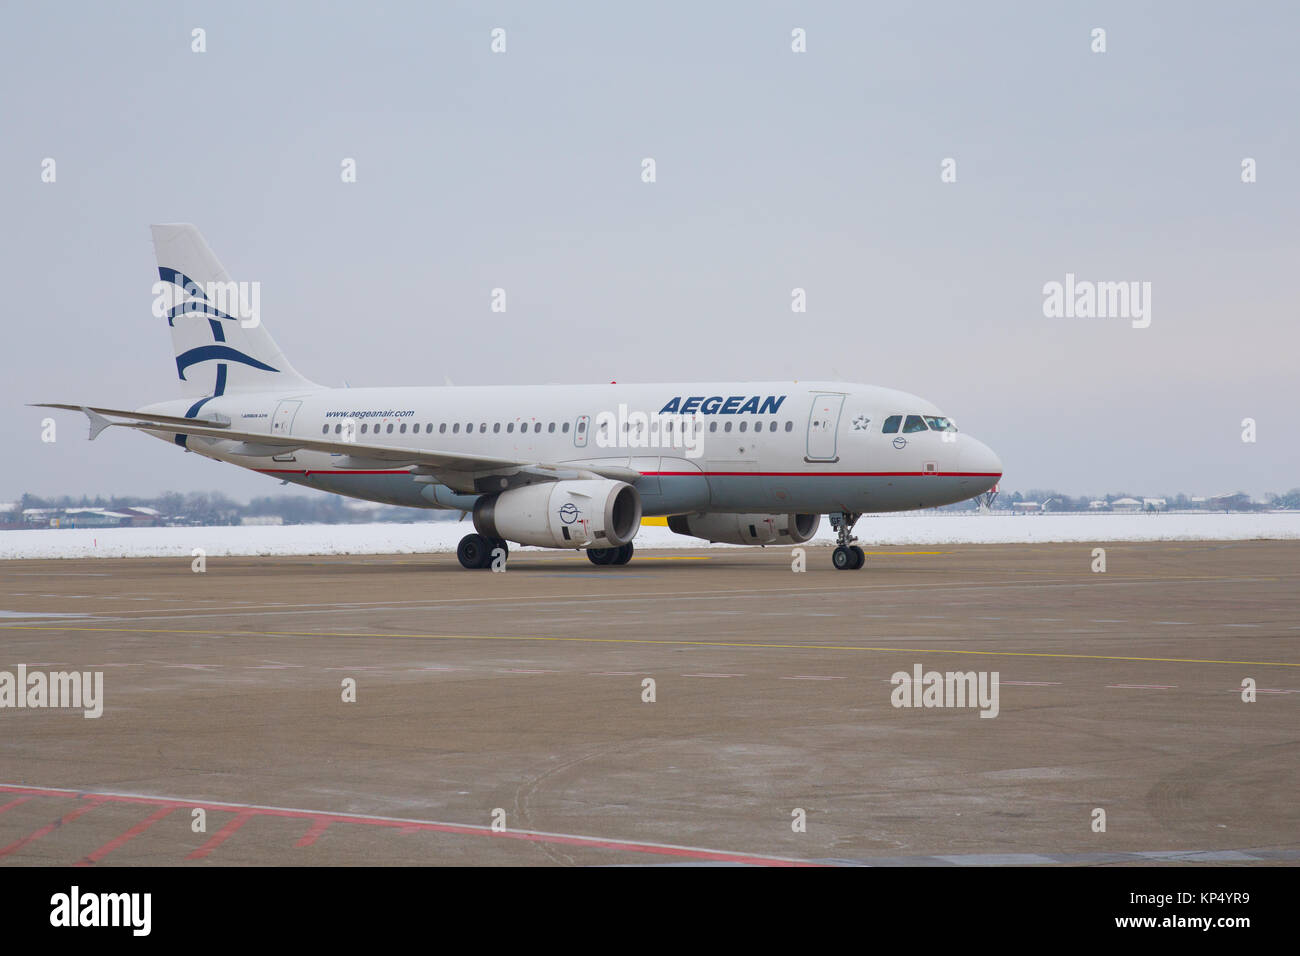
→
(151, 224, 317, 398)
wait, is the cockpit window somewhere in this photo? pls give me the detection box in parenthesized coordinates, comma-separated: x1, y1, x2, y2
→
(923, 416, 957, 432)
(882, 415, 902, 434)
(902, 415, 928, 433)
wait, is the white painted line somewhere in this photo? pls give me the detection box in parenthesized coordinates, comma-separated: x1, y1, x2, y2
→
(682, 673, 744, 678)
(780, 676, 846, 681)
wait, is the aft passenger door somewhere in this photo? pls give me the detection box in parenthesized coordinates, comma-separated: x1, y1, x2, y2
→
(805, 393, 845, 462)
(271, 400, 302, 436)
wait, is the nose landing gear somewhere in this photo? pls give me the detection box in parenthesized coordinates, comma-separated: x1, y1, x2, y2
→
(829, 512, 865, 570)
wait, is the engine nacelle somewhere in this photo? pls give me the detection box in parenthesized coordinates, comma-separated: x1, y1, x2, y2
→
(666, 512, 820, 546)
(474, 479, 642, 550)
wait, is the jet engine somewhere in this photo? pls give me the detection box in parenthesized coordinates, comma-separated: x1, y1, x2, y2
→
(666, 512, 820, 546)
(474, 479, 642, 549)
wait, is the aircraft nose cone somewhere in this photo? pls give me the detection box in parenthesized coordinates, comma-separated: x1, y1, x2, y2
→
(961, 437, 1003, 490)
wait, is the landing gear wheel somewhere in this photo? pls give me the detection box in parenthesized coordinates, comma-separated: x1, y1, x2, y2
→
(829, 511, 864, 570)
(587, 546, 617, 566)
(612, 541, 634, 565)
(457, 533, 492, 569)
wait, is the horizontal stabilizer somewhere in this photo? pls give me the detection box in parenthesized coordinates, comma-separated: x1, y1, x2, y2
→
(30, 403, 230, 439)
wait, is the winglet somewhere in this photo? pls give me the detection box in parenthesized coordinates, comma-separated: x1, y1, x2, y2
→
(79, 405, 114, 441)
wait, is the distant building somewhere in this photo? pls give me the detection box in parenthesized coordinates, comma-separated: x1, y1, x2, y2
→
(1088, 500, 1109, 510)
(22, 508, 57, 525)
(1142, 498, 1167, 512)
(1111, 497, 1142, 512)
(1012, 501, 1041, 512)
(240, 515, 284, 526)
(57, 508, 135, 528)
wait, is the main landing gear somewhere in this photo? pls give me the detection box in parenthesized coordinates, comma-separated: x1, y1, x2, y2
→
(829, 511, 865, 571)
(455, 535, 636, 569)
(457, 533, 509, 569)
(587, 541, 634, 566)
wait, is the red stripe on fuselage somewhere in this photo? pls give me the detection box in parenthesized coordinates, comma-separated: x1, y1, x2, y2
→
(256, 469, 1002, 478)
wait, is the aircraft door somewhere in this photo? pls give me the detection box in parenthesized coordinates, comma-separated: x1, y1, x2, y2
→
(271, 400, 302, 436)
(805, 393, 845, 462)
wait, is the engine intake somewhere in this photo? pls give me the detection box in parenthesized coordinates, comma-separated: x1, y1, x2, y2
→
(667, 512, 820, 546)
(474, 479, 642, 549)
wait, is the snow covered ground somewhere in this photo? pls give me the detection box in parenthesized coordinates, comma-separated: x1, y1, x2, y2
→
(2, 513, 1298, 560)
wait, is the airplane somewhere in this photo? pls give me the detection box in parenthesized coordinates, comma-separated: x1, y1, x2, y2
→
(35, 224, 1003, 571)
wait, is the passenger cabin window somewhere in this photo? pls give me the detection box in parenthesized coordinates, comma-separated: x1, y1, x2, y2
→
(903, 415, 928, 433)
(493, 423, 500, 433)
(439, 423, 446, 434)
(562, 422, 570, 433)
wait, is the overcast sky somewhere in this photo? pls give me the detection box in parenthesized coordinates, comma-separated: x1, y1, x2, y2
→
(3, 1, 1297, 502)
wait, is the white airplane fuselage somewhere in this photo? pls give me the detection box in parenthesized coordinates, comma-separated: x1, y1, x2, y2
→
(139, 381, 1002, 517)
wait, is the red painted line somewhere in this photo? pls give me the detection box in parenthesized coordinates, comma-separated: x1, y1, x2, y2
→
(295, 818, 331, 848)
(75, 805, 176, 866)
(651, 471, 1002, 478)
(0, 785, 821, 867)
(186, 810, 254, 860)
(253, 468, 1001, 478)
(0, 796, 32, 814)
(0, 797, 105, 860)
(255, 469, 412, 476)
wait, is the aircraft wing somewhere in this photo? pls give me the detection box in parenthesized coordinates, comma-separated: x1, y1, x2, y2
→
(40, 405, 640, 493)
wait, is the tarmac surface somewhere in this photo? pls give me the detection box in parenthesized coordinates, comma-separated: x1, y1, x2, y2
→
(0, 540, 1296, 866)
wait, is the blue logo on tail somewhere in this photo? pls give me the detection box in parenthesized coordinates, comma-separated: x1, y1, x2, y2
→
(160, 266, 278, 446)
(159, 267, 278, 388)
